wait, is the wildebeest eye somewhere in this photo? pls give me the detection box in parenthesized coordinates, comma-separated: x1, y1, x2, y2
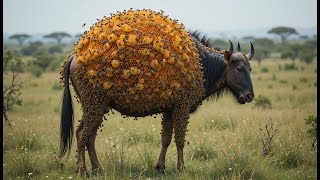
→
(236, 67, 242, 71)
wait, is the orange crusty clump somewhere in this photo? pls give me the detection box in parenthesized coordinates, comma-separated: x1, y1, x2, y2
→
(61, 9, 204, 112)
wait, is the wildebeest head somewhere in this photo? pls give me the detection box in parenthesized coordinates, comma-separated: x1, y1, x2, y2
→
(224, 41, 255, 104)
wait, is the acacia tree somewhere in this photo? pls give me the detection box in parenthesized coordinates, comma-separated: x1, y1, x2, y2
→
(9, 34, 31, 46)
(3, 50, 24, 128)
(43, 32, 71, 45)
(252, 38, 274, 66)
(268, 26, 298, 43)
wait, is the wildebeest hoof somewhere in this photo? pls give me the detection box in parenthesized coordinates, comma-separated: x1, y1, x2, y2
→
(92, 167, 103, 175)
(177, 165, 185, 173)
(76, 167, 88, 177)
(155, 163, 166, 174)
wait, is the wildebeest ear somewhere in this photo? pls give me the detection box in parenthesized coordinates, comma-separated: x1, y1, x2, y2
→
(224, 51, 232, 62)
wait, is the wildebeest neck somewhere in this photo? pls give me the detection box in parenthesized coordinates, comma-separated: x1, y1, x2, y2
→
(193, 38, 228, 99)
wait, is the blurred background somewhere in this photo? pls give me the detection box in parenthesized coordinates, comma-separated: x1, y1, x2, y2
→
(3, 0, 317, 76)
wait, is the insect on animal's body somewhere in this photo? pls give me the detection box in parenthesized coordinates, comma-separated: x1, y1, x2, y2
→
(59, 9, 255, 176)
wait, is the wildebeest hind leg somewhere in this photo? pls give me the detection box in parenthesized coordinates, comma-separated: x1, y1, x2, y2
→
(155, 111, 173, 173)
(86, 106, 109, 175)
(76, 97, 107, 176)
(76, 121, 87, 176)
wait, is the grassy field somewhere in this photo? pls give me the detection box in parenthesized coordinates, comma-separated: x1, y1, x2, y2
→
(3, 58, 317, 179)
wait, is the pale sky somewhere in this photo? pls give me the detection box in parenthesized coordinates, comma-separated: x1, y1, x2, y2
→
(4, 0, 317, 35)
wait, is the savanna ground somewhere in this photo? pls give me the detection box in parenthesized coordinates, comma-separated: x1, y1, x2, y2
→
(3, 56, 317, 179)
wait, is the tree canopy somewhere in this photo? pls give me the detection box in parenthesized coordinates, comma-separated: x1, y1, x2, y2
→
(43, 32, 71, 45)
(252, 38, 274, 65)
(9, 34, 31, 46)
(268, 26, 298, 43)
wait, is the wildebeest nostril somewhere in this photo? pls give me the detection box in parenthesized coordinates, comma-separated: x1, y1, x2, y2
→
(247, 94, 253, 101)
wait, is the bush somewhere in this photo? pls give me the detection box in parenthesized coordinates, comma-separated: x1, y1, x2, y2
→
(292, 85, 298, 90)
(279, 80, 287, 84)
(28, 65, 43, 77)
(20, 45, 39, 56)
(33, 53, 57, 70)
(299, 77, 308, 83)
(52, 82, 63, 90)
(283, 63, 298, 71)
(253, 95, 272, 109)
(3, 49, 25, 127)
(261, 67, 269, 73)
(48, 45, 63, 54)
(305, 115, 317, 137)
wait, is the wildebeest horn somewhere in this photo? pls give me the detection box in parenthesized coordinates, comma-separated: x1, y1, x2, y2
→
(227, 40, 233, 54)
(237, 41, 241, 52)
(246, 41, 254, 60)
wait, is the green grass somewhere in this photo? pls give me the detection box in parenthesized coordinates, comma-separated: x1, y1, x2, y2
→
(3, 59, 317, 179)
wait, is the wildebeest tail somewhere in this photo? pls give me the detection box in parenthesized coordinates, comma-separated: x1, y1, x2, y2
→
(59, 57, 74, 158)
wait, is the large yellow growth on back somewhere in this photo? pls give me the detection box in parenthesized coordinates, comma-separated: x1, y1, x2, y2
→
(67, 9, 204, 112)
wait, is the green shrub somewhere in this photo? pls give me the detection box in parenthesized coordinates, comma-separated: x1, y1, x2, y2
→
(52, 82, 63, 90)
(33, 53, 57, 70)
(305, 115, 317, 137)
(28, 65, 43, 77)
(279, 80, 287, 84)
(46, 59, 62, 72)
(272, 73, 277, 81)
(261, 67, 269, 73)
(253, 95, 272, 109)
(283, 63, 298, 71)
(20, 45, 40, 56)
(48, 45, 63, 54)
(292, 85, 298, 90)
(299, 77, 308, 83)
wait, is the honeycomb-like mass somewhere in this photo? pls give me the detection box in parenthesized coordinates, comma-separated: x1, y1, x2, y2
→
(61, 9, 204, 113)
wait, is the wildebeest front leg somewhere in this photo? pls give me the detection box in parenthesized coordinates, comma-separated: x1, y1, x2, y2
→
(173, 105, 190, 172)
(156, 111, 173, 173)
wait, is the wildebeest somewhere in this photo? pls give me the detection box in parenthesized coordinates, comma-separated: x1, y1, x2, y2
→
(59, 9, 255, 176)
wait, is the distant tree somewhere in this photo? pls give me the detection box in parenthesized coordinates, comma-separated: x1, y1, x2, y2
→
(299, 35, 309, 40)
(281, 40, 317, 64)
(280, 44, 301, 61)
(312, 34, 317, 40)
(48, 45, 63, 54)
(43, 32, 71, 45)
(30, 41, 44, 46)
(20, 41, 44, 56)
(9, 34, 31, 46)
(298, 40, 317, 64)
(33, 53, 56, 70)
(3, 50, 24, 128)
(209, 39, 228, 50)
(252, 38, 274, 66)
(242, 36, 255, 42)
(75, 33, 82, 40)
(268, 26, 298, 43)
